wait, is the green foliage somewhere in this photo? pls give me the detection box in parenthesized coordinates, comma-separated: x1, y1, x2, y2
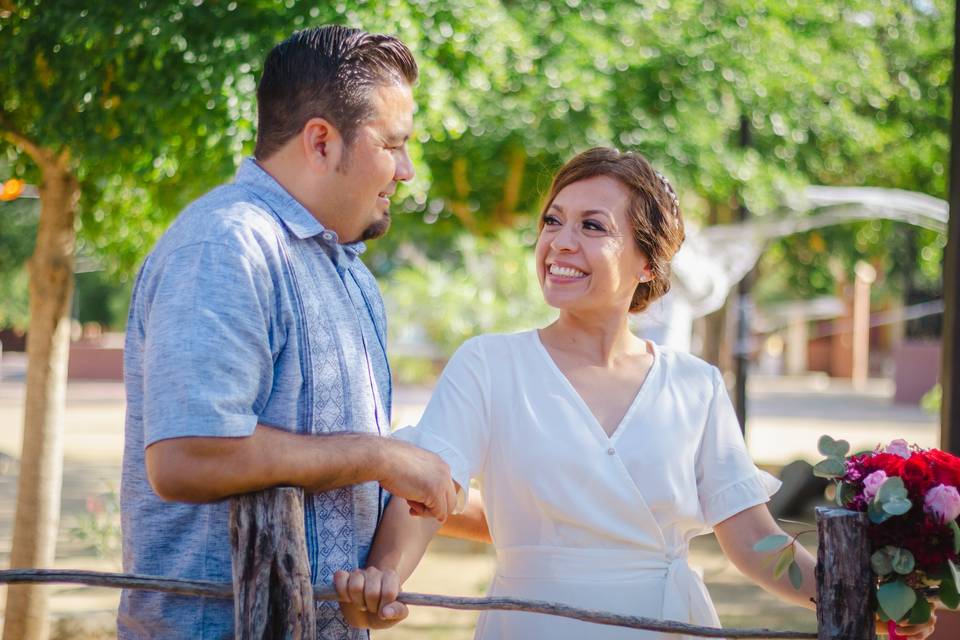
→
(872, 546, 916, 576)
(68, 487, 121, 562)
(0, 196, 37, 329)
(74, 270, 133, 330)
(921, 383, 942, 415)
(382, 229, 555, 380)
(876, 580, 917, 622)
(3, 0, 953, 282)
(752, 534, 789, 553)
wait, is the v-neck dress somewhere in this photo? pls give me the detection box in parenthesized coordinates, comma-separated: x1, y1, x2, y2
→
(394, 330, 780, 639)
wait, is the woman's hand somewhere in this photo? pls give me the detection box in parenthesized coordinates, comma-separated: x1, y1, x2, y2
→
(878, 608, 937, 639)
(333, 567, 409, 630)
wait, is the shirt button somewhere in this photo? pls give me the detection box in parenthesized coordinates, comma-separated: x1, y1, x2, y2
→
(322, 231, 334, 241)
(607, 447, 616, 456)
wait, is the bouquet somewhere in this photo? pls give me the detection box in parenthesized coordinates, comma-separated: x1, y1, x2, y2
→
(757, 436, 960, 628)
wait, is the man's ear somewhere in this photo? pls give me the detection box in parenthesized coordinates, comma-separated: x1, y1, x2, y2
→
(301, 117, 343, 174)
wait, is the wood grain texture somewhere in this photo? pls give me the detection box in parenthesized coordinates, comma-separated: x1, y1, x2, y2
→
(815, 508, 875, 640)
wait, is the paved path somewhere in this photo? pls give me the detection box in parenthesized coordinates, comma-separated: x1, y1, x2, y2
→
(0, 351, 939, 636)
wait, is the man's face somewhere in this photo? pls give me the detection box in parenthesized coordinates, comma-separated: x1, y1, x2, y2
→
(335, 82, 415, 243)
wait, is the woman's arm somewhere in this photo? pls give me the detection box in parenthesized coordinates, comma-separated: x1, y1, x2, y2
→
(438, 490, 491, 543)
(713, 504, 816, 609)
(334, 491, 443, 628)
(715, 504, 937, 638)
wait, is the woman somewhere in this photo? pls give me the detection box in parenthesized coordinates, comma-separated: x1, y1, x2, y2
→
(334, 148, 936, 639)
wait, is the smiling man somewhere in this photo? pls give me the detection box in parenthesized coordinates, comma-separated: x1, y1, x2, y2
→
(119, 26, 457, 639)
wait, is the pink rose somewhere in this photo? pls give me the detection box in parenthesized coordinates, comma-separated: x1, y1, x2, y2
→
(862, 470, 888, 501)
(885, 439, 911, 459)
(924, 484, 960, 524)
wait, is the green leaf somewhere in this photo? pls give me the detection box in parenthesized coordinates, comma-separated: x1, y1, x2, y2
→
(950, 559, 960, 587)
(817, 435, 850, 458)
(950, 520, 960, 555)
(907, 596, 932, 625)
(882, 497, 913, 516)
(788, 560, 803, 590)
(890, 548, 915, 575)
(877, 477, 909, 503)
(871, 549, 893, 576)
(868, 500, 892, 524)
(940, 576, 960, 609)
(813, 457, 846, 479)
(753, 534, 790, 553)
(876, 581, 917, 622)
(837, 482, 857, 506)
(774, 546, 795, 580)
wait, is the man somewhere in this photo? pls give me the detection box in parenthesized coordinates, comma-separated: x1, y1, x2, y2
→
(119, 25, 457, 639)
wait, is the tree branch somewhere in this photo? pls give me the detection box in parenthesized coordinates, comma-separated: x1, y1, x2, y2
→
(0, 569, 817, 638)
(0, 110, 57, 171)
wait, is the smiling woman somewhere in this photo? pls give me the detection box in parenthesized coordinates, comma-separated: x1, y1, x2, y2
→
(535, 147, 685, 317)
(336, 147, 937, 640)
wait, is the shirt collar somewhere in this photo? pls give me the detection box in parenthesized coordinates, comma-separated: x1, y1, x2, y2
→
(234, 158, 367, 257)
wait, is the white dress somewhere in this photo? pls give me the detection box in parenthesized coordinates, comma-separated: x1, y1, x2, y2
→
(394, 330, 780, 639)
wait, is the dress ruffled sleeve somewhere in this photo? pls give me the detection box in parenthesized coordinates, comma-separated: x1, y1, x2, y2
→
(391, 337, 491, 512)
(695, 367, 782, 526)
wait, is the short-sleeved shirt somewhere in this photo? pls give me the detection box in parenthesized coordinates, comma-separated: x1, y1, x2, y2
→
(394, 330, 779, 638)
(119, 158, 391, 640)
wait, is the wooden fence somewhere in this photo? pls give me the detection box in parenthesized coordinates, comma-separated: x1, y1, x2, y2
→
(0, 489, 876, 639)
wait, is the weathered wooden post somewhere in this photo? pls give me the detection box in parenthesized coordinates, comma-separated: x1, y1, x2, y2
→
(230, 487, 316, 639)
(815, 508, 875, 640)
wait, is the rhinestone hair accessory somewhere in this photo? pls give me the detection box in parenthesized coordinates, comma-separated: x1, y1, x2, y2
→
(654, 170, 681, 228)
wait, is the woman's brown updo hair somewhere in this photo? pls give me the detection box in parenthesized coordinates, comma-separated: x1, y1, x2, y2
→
(538, 147, 685, 314)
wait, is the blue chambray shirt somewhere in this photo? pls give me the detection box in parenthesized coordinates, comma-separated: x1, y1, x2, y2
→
(119, 158, 391, 640)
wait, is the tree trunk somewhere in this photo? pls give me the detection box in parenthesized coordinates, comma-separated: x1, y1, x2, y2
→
(3, 150, 78, 640)
(815, 508, 874, 640)
(230, 487, 316, 639)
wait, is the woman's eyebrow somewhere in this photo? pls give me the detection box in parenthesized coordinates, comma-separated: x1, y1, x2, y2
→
(548, 203, 613, 218)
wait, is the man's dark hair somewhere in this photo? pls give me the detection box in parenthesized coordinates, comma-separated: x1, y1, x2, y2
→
(254, 25, 418, 160)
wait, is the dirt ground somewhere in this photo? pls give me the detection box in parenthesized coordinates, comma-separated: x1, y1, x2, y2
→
(0, 351, 939, 638)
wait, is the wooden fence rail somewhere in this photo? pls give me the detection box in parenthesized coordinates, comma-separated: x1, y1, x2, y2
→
(0, 489, 874, 639)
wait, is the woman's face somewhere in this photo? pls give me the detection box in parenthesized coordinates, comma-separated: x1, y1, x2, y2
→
(535, 175, 652, 315)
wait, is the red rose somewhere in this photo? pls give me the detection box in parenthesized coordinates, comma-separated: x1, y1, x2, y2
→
(927, 449, 960, 487)
(901, 454, 935, 494)
(864, 452, 906, 477)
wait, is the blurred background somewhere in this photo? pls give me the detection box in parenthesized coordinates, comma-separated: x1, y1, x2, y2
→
(0, 0, 955, 638)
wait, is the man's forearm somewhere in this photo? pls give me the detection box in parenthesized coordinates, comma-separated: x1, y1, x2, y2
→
(146, 424, 383, 502)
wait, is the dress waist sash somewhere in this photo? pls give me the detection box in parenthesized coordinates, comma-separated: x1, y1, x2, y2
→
(495, 546, 720, 627)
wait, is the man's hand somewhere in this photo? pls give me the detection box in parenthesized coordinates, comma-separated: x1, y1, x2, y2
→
(377, 438, 458, 522)
(333, 567, 408, 630)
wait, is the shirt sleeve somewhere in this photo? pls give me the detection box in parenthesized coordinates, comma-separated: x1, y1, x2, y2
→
(141, 241, 276, 447)
(696, 366, 781, 526)
(391, 336, 490, 509)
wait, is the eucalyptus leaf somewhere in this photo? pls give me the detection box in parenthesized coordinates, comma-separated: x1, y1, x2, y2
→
(950, 559, 960, 587)
(774, 546, 795, 580)
(868, 500, 892, 524)
(907, 596, 932, 625)
(837, 482, 857, 506)
(940, 576, 960, 609)
(890, 548, 915, 575)
(817, 435, 850, 458)
(882, 497, 913, 516)
(877, 477, 908, 503)
(753, 534, 790, 553)
(788, 560, 803, 590)
(871, 549, 893, 576)
(876, 581, 917, 622)
(813, 457, 846, 479)
(950, 520, 960, 555)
